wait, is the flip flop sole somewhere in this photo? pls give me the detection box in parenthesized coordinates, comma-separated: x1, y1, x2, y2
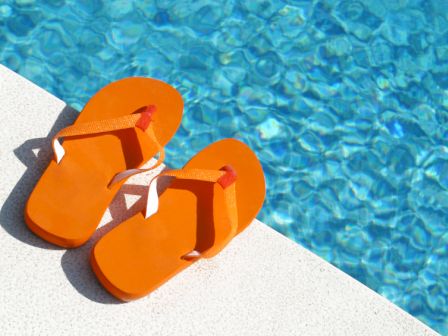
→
(91, 139, 265, 301)
(25, 77, 183, 248)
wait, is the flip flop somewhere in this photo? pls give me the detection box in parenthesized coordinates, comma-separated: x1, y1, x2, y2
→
(25, 77, 183, 248)
(91, 139, 265, 301)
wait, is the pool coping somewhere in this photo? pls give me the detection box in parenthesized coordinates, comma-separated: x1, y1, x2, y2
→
(0, 64, 438, 335)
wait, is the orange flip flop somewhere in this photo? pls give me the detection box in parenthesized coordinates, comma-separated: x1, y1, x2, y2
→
(25, 77, 183, 248)
(91, 139, 265, 301)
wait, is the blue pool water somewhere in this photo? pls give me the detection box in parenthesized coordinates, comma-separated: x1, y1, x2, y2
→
(1, 0, 447, 332)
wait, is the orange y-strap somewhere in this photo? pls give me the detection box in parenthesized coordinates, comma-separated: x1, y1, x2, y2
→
(147, 165, 238, 260)
(51, 105, 165, 185)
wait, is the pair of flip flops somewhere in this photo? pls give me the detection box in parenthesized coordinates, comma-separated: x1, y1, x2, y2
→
(25, 77, 265, 301)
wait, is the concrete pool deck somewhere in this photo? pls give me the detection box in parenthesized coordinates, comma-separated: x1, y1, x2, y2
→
(0, 64, 438, 335)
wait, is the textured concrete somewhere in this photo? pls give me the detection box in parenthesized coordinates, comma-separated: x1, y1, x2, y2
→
(0, 64, 438, 335)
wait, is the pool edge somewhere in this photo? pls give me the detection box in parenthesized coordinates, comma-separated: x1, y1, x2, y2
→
(0, 63, 439, 335)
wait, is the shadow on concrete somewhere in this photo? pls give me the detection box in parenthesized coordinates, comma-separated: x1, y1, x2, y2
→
(60, 175, 171, 304)
(0, 105, 78, 250)
(60, 183, 148, 304)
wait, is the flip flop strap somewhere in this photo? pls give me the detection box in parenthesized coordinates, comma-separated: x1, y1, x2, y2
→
(146, 166, 238, 260)
(52, 105, 165, 184)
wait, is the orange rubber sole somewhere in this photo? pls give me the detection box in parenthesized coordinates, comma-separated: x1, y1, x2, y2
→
(91, 139, 265, 301)
(25, 77, 183, 248)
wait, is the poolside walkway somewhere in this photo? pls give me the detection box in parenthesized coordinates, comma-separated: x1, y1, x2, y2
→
(0, 64, 438, 335)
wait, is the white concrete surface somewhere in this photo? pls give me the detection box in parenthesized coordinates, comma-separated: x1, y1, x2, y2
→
(0, 64, 438, 336)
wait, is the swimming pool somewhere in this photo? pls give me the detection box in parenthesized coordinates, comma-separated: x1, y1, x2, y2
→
(1, 0, 447, 333)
